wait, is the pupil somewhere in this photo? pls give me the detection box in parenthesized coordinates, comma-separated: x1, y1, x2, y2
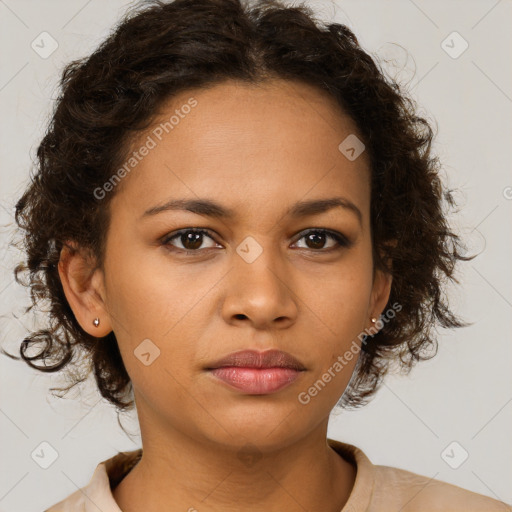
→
(183, 232, 202, 250)
(307, 232, 325, 249)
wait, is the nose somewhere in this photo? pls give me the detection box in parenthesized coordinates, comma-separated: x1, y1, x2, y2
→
(221, 243, 299, 330)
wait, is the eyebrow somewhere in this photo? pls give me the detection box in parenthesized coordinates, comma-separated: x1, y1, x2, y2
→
(141, 196, 362, 225)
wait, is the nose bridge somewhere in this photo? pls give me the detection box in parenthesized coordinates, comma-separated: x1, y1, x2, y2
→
(222, 233, 297, 326)
(235, 233, 289, 297)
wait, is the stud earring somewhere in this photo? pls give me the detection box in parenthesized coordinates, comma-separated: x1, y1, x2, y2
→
(93, 318, 100, 327)
(371, 317, 377, 323)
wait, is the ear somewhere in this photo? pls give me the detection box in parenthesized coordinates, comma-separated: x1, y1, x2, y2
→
(367, 268, 393, 331)
(57, 240, 112, 337)
(366, 242, 395, 331)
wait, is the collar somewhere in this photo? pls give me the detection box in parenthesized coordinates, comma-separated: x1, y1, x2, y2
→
(51, 438, 373, 512)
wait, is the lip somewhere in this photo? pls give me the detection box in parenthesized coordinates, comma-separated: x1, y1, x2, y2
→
(206, 349, 306, 395)
(207, 349, 306, 371)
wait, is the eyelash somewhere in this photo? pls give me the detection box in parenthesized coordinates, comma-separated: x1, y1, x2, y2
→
(161, 227, 351, 255)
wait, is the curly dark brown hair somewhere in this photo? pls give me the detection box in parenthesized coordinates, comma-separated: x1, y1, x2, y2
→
(4, 0, 474, 413)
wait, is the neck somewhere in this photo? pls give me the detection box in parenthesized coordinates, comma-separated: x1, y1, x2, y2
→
(113, 418, 356, 512)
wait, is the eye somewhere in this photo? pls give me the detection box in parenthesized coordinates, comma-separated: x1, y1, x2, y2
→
(161, 227, 352, 255)
(162, 228, 220, 253)
(292, 229, 351, 252)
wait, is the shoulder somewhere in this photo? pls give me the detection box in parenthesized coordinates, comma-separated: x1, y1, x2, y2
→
(44, 487, 88, 512)
(372, 464, 512, 512)
(44, 449, 142, 512)
(327, 439, 511, 512)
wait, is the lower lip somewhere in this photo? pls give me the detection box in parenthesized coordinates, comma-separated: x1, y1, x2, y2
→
(208, 367, 303, 394)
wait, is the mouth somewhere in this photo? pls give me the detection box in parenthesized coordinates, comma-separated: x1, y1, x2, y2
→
(205, 349, 306, 395)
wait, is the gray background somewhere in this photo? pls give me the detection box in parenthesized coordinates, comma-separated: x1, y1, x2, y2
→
(0, 0, 511, 510)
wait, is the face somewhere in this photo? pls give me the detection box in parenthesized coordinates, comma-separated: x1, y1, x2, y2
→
(62, 78, 392, 453)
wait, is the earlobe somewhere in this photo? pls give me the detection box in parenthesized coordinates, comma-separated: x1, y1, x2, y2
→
(57, 241, 112, 337)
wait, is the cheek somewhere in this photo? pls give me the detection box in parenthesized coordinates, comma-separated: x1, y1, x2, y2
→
(300, 258, 373, 375)
(103, 239, 178, 327)
(103, 245, 212, 373)
(311, 252, 373, 323)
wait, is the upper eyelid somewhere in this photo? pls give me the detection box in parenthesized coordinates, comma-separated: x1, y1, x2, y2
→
(162, 228, 217, 243)
(163, 227, 348, 247)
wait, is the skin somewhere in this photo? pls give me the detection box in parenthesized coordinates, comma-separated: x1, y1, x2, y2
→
(58, 78, 392, 512)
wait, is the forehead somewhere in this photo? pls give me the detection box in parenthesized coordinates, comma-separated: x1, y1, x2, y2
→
(111, 78, 371, 223)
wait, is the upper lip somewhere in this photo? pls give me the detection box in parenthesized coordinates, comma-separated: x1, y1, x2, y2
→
(206, 349, 306, 371)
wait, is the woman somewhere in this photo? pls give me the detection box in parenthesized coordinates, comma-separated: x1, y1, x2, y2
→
(9, 0, 511, 510)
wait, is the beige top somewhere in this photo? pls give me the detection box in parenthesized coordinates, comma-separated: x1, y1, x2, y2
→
(44, 439, 511, 511)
